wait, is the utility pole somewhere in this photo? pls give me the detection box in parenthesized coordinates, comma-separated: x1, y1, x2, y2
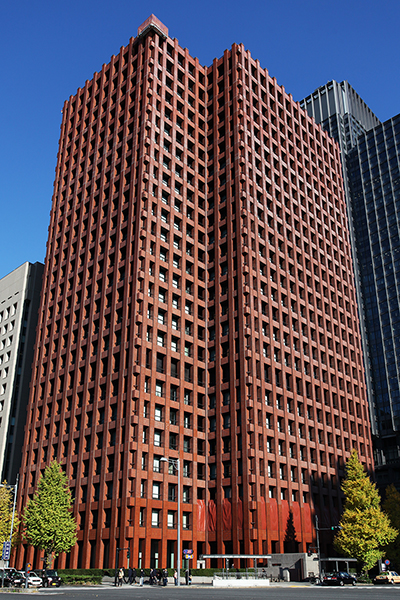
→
(0, 475, 18, 589)
(161, 457, 181, 586)
(315, 515, 341, 582)
(315, 515, 321, 582)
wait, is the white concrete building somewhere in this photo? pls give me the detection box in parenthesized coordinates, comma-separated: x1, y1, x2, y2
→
(0, 262, 43, 483)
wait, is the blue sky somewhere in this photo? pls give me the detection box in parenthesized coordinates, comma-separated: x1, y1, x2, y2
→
(1, 0, 399, 280)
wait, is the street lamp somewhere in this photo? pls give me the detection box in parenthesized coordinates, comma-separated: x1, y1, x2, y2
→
(160, 457, 181, 586)
(315, 515, 321, 582)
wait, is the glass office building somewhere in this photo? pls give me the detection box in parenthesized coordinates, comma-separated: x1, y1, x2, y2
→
(348, 115, 400, 486)
(301, 82, 400, 489)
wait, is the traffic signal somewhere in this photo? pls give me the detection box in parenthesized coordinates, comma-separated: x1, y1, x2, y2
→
(331, 525, 342, 531)
(127, 549, 130, 559)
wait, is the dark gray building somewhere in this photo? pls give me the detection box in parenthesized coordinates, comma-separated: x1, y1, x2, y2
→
(300, 81, 400, 489)
(347, 115, 400, 486)
(300, 80, 380, 155)
(0, 262, 44, 483)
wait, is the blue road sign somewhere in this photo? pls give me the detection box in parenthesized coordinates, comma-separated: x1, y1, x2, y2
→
(2, 541, 11, 561)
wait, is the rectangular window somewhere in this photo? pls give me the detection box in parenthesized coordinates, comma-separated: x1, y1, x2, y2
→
(183, 436, 190, 453)
(170, 385, 178, 402)
(156, 354, 164, 373)
(167, 511, 175, 528)
(182, 486, 190, 502)
(151, 509, 160, 527)
(152, 482, 161, 499)
(140, 480, 146, 498)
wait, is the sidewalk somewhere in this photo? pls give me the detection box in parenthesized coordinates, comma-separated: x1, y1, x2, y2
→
(101, 576, 315, 588)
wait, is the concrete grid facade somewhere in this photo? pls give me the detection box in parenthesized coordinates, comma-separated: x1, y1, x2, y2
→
(16, 16, 373, 570)
(0, 262, 44, 484)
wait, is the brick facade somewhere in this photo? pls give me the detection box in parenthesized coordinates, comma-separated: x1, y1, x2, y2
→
(16, 15, 373, 570)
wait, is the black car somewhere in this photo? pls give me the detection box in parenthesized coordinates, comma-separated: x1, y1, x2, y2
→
(36, 569, 61, 587)
(8, 571, 25, 588)
(0, 569, 16, 588)
(323, 572, 357, 586)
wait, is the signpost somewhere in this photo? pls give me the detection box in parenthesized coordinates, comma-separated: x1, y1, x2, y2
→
(1, 542, 11, 561)
(0, 476, 18, 589)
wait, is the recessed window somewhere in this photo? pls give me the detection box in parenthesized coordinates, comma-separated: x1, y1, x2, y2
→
(167, 511, 175, 528)
(182, 512, 190, 529)
(154, 431, 162, 447)
(151, 509, 160, 527)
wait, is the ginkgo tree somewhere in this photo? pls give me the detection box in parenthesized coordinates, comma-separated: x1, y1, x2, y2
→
(0, 481, 20, 547)
(334, 449, 397, 573)
(23, 461, 77, 567)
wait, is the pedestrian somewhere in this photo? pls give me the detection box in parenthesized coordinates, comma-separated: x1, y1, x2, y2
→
(185, 568, 191, 585)
(140, 569, 144, 586)
(174, 569, 178, 586)
(118, 567, 124, 586)
(131, 567, 136, 584)
(163, 568, 168, 586)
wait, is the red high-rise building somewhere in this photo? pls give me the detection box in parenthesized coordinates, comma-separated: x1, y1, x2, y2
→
(16, 15, 373, 570)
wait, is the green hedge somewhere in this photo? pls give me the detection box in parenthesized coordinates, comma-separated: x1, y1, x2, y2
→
(58, 569, 104, 585)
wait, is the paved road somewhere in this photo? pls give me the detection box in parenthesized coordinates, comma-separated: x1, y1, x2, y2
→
(0, 585, 399, 599)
